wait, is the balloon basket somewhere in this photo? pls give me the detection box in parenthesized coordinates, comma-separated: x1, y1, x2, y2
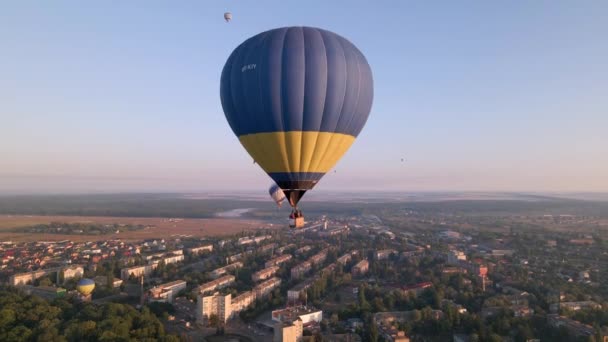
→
(289, 209, 305, 229)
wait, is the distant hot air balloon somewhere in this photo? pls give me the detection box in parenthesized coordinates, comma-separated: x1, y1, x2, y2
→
(224, 12, 232, 22)
(220, 27, 373, 226)
(269, 183, 286, 208)
(76, 278, 95, 296)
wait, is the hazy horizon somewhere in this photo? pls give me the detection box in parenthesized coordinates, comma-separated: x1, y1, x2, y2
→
(2, 190, 608, 203)
(2, 1, 607, 194)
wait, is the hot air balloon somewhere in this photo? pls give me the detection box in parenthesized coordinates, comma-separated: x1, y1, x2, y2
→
(224, 12, 232, 22)
(220, 27, 373, 227)
(269, 183, 286, 208)
(76, 278, 95, 296)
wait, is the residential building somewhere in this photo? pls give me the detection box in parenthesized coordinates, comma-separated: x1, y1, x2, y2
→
(210, 261, 243, 279)
(288, 279, 314, 303)
(276, 244, 295, 254)
(265, 254, 292, 268)
(569, 239, 594, 245)
(121, 264, 156, 280)
(272, 306, 323, 325)
(10, 269, 52, 286)
(226, 253, 244, 264)
(375, 249, 397, 261)
(218, 239, 231, 248)
(148, 280, 187, 304)
(274, 318, 303, 342)
(439, 231, 461, 240)
(384, 330, 410, 342)
(490, 249, 514, 256)
(352, 259, 369, 276)
(291, 261, 311, 280)
(252, 266, 280, 282)
(402, 282, 433, 297)
(374, 310, 443, 327)
(238, 235, 271, 246)
(309, 249, 328, 265)
(196, 275, 235, 295)
(93, 276, 123, 288)
(231, 291, 255, 316)
(186, 244, 213, 255)
(254, 277, 281, 298)
(62, 265, 84, 282)
(447, 250, 467, 265)
(442, 267, 467, 275)
(547, 314, 594, 338)
(197, 292, 232, 324)
(319, 227, 349, 237)
(155, 253, 184, 265)
(321, 263, 337, 276)
(550, 301, 601, 313)
(144, 252, 165, 261)
(337, 253, 352, 265)
(259, 243, 278, 253)
(196, 290, 256, 324)
(295, 246, 311, 255)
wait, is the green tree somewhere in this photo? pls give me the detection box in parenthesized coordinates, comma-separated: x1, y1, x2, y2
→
(369, 319, 378, 342)
(208, 314, 219, 328)
(0, 308, 16, 328)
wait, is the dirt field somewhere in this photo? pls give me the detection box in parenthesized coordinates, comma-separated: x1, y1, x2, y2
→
(0, 215, 267, 242)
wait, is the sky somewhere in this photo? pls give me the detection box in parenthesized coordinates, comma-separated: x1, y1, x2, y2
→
(1, 1, 607, 194)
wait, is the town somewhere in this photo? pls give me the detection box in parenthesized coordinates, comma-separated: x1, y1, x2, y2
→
(2, 210, 608, 342)
(3, 0, 607, 341)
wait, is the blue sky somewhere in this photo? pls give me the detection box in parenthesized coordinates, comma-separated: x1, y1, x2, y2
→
(1, 1, 607, 194)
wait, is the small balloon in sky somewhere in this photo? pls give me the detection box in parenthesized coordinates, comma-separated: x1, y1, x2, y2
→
(224, 12, 232, 22)
(269, 183, 286, 208)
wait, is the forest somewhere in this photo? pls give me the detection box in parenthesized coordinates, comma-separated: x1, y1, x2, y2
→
(0, 287, 179, 342)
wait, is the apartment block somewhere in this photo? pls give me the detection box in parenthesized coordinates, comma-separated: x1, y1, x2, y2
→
(254, 277, 281, 298)
(196, 275, 236, 295)
(265, 254, 292, 268)
(253, 266, 280, 282)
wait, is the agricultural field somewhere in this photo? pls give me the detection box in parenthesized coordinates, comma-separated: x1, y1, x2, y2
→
(0, 215, 266, 242)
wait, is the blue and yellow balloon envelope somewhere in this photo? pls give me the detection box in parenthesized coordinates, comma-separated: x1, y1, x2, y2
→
(76, 278, 95, 296)
(220, 26, 373, 207)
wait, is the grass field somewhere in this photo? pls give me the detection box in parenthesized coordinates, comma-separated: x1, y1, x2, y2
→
(0, 215, 266, 242)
